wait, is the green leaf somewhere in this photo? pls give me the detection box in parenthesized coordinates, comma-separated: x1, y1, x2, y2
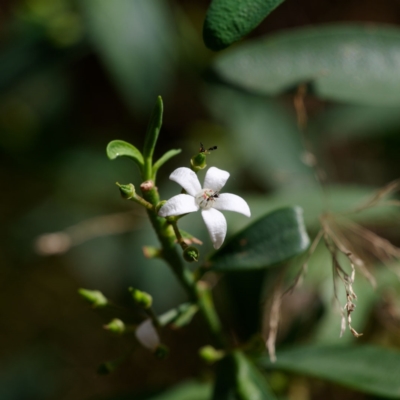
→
(259, 345, 400, 398)
(81, 0, 176, 112)
(214, 24, 400, 105)
(106, 140, 144, 169)
(158, 302, 199, 328)
(208, 207, 310, 272)
(213, 351, 276, 400)
(204, 85, 316, 190)
(152, 148, 182, 178)
(145, 380, 212, 400)
(143, 96, 164, 162)
(203, 0, 285, 51)
(310, 104, 400, 141)
(223, 184, 400, 236)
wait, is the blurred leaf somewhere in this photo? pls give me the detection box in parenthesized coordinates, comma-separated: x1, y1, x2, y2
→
(82, 0, 176, 112)
(204, 85, 315, 190)
(224, 270, 267, 341)
(153, 149, 182, 178)
(143, 96, 163, 164)
(310, 104, 400, 141)
(214, 24, 400, 105)
(259, 345, 400, 398)
(106, 140, 144, 169)
(203, 0, 285, 51)
(237, 184, 400, 233)
(146, 380, 212, 400)
(213, 351, 276, 399)
(208, 207, 310, 272)
(158, 302, 198, 328)
(102, 380, 211, 400)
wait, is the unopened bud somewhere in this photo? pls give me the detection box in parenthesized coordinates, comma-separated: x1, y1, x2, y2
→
(116, 182, 135, 199)
(199, 345, 225, 364)
(154, 344, 169, 359)
(140, 180, 154, 192)
(104, 318, 125, 334)
(190, 153, 207, 172)
(78, 288, 108, 308)
(129, 287, 153, 309)
(183, 246, 200, 262)
(97, 361, 115, 375)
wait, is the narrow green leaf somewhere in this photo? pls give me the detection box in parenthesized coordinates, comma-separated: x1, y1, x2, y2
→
(203, 0, 285, 51)
(208, 207, 310, 272)
(259, 345, 400, 398)
(213, 351, 276, 400)
(152, 148, 182, 178)
(143, 96, 163, 162)
(214, 24, 400, 105)
(106, 140, 144, 168)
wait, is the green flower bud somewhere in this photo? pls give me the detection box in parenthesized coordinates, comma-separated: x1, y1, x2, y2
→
(97, 361, 115, 375)
(183, 246, 200, 262)
(78, 288, 108, 308)
(116, 182, 135, 199)
(154, 344, 169, 359)
(199, 345, 225, 364)
(190, 152, 207, 171)
(104, 318, 125, 334)
(129, 287, 153, 309)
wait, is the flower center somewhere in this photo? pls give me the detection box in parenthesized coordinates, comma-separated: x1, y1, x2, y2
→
(195, 189, 219, 209)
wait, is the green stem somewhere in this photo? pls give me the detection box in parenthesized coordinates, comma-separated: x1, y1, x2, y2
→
(171, 221, 188, 250)
(141, 186, 226, 348)
(129, 193, 154, 211)
(144, 157, 152, 181)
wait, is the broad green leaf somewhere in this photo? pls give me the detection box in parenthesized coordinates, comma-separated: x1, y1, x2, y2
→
(143, 96, 164, 164)
(214, 24, 400, 105)
(208, 207, 310, 272)
(106, 140, 144, 169)
(213, 351, 276, 400)
(203, 0, 285, 51)
(152, 149, 182, 178)
(259, 345, 400, 398)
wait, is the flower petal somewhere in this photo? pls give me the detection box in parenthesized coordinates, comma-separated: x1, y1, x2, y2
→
(158, 194, 199, 217)
(203, 167, 230, 192)
(135, 319, 160, 351)
(201, 208, 227, 249)
(169, 167, 201, 196)
(214, 193, 251, 217)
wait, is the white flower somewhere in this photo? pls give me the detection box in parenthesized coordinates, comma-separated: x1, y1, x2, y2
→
(159, 167, 251, 249)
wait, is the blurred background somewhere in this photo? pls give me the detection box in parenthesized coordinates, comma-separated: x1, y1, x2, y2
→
(2, 0, 400, 399)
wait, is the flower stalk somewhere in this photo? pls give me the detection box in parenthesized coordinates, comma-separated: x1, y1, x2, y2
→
(116, 183, 154, 211)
